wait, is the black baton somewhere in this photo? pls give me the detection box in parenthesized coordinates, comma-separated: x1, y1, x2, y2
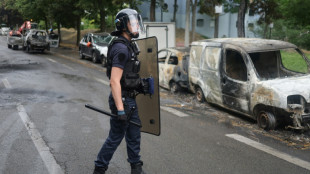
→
(85, 104, 142, 128)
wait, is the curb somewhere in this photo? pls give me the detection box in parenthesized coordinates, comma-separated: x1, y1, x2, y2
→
(48, 50, 106, 73)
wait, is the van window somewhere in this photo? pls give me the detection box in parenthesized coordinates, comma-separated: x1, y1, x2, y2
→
(280, 48, 308, 74)
(225, 50, 247, 81)
(190, 45, 203, 68)
(202, 47, 221, 70)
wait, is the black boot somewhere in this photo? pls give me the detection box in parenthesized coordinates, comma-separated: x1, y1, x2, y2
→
(93, 165, 107, 174)
(131, 161, 146, 174)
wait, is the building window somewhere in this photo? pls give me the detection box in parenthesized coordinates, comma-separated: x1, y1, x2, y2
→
(197, 19, 204, 27)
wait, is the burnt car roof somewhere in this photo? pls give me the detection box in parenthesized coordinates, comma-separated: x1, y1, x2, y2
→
(193, 38, 297, 53)
(162, 47, 190, 53)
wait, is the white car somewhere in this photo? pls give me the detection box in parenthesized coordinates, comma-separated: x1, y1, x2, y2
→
(0, 27, 10, 36)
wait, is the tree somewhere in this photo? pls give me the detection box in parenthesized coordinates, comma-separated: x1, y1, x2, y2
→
(172, 0, 178, 23)
(199, 0, 223, 38)
(150, 0, 156, 21)
(279, 0, 310, 27)
(249, 0, 281, 38)
(190, 0, 198, 42)
(237, 0, 248, 37)
(185, 0, 190, 46)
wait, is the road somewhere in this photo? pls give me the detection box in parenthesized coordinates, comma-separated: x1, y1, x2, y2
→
(0, 35, 310, 174)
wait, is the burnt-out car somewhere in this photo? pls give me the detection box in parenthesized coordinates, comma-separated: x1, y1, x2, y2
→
(158, 47, 190, 92)
(23, 29, 50, 53)
(79, 32, 115, 66)
(189, 38, 310, 130)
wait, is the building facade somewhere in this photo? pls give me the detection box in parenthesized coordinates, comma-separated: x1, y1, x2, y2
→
(138, 0, 259, 39)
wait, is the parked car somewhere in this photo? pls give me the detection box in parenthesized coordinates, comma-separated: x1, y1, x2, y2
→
(0, 27, 10, 36)
(79, 32, 115, 66)
(189, 38, 310, 130)
(23, 29, 50, 53)
(158, 47, 190, 92)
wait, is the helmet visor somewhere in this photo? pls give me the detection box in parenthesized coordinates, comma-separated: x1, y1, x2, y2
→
(127, 14, 145, 34)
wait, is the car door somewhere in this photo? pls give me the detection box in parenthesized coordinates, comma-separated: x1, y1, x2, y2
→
(85, 34, 92, 57)
(220, 46, 251, 114)
(163, 51, 178, 89)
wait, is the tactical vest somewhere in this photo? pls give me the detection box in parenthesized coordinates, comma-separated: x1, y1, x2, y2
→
(106, 37, 141, 90)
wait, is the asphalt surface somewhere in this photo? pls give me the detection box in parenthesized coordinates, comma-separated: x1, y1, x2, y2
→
(1, 35, 310, 174)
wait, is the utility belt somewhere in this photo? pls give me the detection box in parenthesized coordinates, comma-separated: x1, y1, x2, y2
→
(121, 76, 154, 98)
(122, 90, 136, 99)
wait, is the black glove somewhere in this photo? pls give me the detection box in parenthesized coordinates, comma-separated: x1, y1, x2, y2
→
(117, 110, 127, 121)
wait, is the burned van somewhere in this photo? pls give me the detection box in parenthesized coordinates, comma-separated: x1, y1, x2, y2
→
(189, 38, 310, 130)
(158, 47, 190, 92)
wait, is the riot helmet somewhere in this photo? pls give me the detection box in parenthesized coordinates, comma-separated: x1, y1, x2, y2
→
(112, 8, 144, 38)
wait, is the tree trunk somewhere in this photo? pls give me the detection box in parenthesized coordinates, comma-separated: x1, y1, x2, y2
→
(173, 0, 177, 22)
(237, 0, 248, 37)
(191, 0, 198, 42)
(44, 16, 48, 33)
(214, 14, 219, 38)
(57, 22, 61, 43)
(99, 9, 106, 32)
(76, 16, 81, 46)
(185, 0, 190, 47)
(150, 0, 156, 21)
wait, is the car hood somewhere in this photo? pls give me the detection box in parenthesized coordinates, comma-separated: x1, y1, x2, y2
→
(95, 45, 108, 57)
(258, 74, 310, 102)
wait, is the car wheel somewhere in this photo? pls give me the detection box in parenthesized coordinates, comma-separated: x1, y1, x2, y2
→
(13, 45, 18, 50)
(102, 56, 107, 67)
(257, 111, 276, 130)
(26, 44, 31, 53)
(79, 49, 85, 59)
(8, 44, 12, 49)
(170, 81, 180, 93)
(195, 86, 205, 102)
(92, 52, 99, 63)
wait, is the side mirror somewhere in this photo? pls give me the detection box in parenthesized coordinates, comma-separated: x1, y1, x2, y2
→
(87, 41, 92, 47)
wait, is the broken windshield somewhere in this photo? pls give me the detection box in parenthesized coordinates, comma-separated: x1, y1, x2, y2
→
(249, 48, 309, 80)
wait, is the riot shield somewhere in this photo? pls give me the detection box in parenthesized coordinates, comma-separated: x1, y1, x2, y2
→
(135, 36, 160, 136)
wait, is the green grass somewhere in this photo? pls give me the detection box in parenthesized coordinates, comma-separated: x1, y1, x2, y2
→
(281, 50, 309, 73)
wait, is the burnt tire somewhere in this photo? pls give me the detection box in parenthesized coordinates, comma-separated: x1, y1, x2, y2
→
(26, 44, 31, 53)
(8, 44, 12, 49)
(195, 86, 205, 103)
(170, 81, 180, 93)
(257, 111, 276, 130)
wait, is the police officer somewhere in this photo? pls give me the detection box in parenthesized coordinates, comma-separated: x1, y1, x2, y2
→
(93, 8, 145, 174)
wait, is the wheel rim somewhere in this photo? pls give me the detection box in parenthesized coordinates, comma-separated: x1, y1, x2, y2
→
(259, 112, 268, 129)
(93, 53, 96, 63)
(170, 82, 177, 93)
(196, 89, 203, 101)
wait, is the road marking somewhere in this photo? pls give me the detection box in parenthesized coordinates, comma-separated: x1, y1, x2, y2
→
(2, 78, 12, 89)
(47, 58, 57, 63)
(62, 64, 75, 71)
(226, 134, 310, 171)
(161, 106, 189, 117)
(94, 77, 110, 86)
(17, 104, 64, 174)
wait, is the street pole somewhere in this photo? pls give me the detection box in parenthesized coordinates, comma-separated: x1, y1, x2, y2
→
(185, 0, 190, 47)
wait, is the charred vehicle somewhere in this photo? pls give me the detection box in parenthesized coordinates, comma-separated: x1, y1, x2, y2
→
(24, 29, 50, 53)
(79, 33, 115, 65)
(7, 21, 38, 50)
(158, 47, 190, 92)
(189, 38, 310, 130)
